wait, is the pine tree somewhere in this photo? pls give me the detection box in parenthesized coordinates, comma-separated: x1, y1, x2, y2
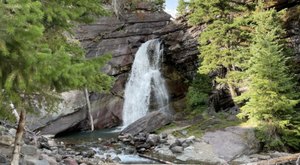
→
(236, 6, 300, 150)
(0, 0, 112, 163)
(188, 0, 254, 100)
(177, 0, 187, 16)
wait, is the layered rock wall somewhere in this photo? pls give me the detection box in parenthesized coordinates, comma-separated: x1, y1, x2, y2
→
(37, 4, 199, 135)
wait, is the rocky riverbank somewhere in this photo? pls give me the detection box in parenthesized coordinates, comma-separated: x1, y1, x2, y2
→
(1, 120, 298, 165)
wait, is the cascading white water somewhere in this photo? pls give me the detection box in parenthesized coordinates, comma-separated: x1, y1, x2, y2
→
(122, 39, 169, 128)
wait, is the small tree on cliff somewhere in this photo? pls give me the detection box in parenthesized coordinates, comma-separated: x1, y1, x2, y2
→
(236, 5, 300, 150)
(0, 0, 112, 164)
(177, 0, 187, 16)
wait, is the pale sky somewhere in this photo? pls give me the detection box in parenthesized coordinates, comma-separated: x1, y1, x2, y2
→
(165, 0, 179, 18)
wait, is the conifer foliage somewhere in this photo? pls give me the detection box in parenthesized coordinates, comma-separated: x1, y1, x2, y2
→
(177, 0, 187, 16)
(189, 0, 254, 99)
(0, 1, 112, 163)
(185, 0, 300, 150)
(0, 0, 112, 118)
(236, 7, 300, 150)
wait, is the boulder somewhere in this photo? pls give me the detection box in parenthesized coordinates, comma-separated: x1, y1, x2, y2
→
(8, 128, 16, 136)
(121, 111, 173, 135)
(35, 108, 87, 135)
(202, 126, 259, 161)
(170, 146, 184, 153)
(40, 154, 58, 165)
(24, 155, 49, 165)
(27, 90, 86, 130)
(146, 134, 160, 146)
(0, 135, 14, 146)
(63, 158, 78, 165)
(92, 94, 123, 129)
(0, 154, 7, 163)
(21, 145, 38, 156)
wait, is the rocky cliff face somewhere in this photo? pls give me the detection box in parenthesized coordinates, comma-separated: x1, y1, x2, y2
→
(37, 4, 199, 135)
(36, 1, 300, 135)
(75, 8, 200, 130)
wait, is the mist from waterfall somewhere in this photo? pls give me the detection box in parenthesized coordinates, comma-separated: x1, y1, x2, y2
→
(122, 39, 169, 128)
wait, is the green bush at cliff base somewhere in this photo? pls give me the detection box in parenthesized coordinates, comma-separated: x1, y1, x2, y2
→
(186, 74, 211, 115)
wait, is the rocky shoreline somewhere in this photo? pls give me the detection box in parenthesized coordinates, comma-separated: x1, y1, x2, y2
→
(1, 120, 298, 165)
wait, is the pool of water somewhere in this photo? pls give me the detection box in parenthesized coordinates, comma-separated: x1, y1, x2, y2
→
(55, 127, 161, 164)
(56, 127, 122, 144)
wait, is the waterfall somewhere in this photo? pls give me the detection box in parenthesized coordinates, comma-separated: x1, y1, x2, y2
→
(122, 39, 169, 128)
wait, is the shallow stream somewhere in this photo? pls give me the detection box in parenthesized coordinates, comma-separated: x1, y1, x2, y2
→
(55, 127, 160, 164)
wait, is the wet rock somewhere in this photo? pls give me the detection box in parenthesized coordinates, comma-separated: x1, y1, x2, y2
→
(122, 111, 172, 135)
(113, 156, 121, 162)
(170, 146, 184, 153)
(86, 150, 95, 158)
(124, 147, 136, 155)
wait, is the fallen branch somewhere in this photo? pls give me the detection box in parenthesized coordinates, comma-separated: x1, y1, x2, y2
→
(251, 153, 300, 165)
(138, 154, 173, 164)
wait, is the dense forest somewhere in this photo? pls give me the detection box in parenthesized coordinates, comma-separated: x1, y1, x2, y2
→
(178, 0, 300, 151)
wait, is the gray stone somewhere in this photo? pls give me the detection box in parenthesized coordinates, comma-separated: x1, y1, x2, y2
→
(182, 142, 189, 148)
(170, 146, 184, 153)
(160, 133, 168, 139)
(86, 150, 95, 158)
(154, 141, 226, 164)
(0, 155, 7, 163)
(0, 126, 6, 132)
(8, 129, 16, 136)
(21, 145, 38, 156)
(124, 147, 135, 155)
(0, 135, 14, 146)
(24, 156, 49, 165)
(36, 108, 87, 135)
(113, 156, 121, 162)
(40, 154, 58, 165)
(63, 158, 78, 165)
(202, 126, 259, 161)
(122, 111, 172, 135)
(146, 134, 160, 146)
(54, 154, 62, 162)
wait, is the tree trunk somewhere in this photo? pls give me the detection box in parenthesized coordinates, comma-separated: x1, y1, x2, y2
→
(254, 153, 300, 165)
(84, 88, 94, 131)
(228, 83, 237, 98)
(11, 109, 26, 165)
(112, 0, 124, 20)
